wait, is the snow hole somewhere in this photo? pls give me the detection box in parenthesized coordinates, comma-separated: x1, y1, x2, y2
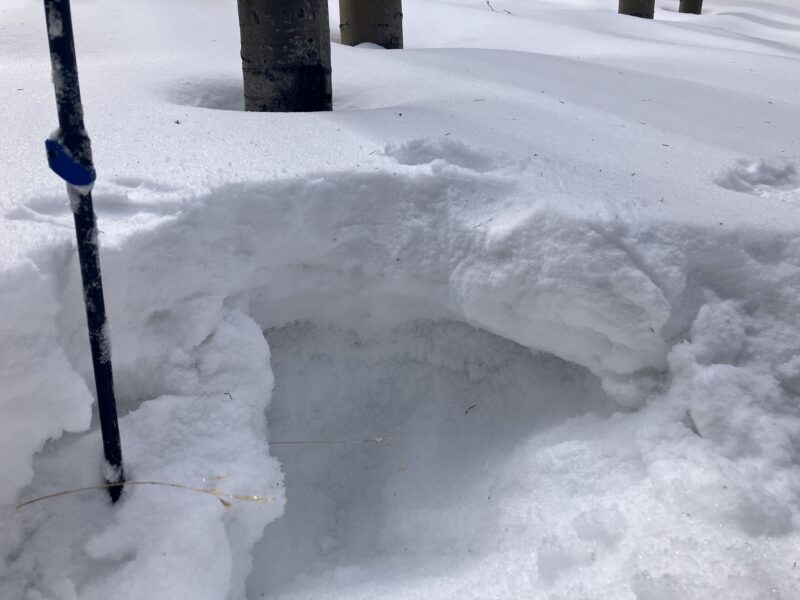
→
(246, 319, 614, 598)
(167, 78, 245, 111)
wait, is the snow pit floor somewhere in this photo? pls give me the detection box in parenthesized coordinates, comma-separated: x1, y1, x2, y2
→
(248, 320, 614, 599)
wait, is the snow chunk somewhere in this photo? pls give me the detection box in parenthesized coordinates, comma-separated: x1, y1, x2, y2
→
(688, 300, 746, 365)
(715, 158, 799, 196)
(46, 6, 63, 40)
(384, 138, 507, 173)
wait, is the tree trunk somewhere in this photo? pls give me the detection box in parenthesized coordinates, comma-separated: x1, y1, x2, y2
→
(339, 0, 403, 49)
(237, 0, 332, 112)
(679, 0, 703, 14)
(618, 0, 654, 19)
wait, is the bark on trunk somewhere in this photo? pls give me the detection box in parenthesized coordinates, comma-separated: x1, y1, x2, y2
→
(237, 0, 332, 112)
(679, 0, 703, 14)
(339, 0, 403, 49)
(618, 0, 654, 19)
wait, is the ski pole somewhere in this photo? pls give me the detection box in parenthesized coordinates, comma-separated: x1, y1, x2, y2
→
(43, 0, 125, 503)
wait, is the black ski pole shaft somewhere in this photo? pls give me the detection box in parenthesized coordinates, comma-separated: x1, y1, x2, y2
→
(43, 0, 125, 502)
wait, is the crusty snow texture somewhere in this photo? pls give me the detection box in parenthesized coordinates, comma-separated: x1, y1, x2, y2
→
(1, 0, 800, 599)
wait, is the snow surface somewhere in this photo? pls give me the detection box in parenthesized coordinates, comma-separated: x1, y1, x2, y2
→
(1, 0, 800, 598)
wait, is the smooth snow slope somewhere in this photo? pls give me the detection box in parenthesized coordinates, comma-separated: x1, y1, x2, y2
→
(1, 0, 799, 599)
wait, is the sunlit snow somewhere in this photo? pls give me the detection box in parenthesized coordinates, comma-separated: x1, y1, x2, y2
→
(1, 1, 799, 599)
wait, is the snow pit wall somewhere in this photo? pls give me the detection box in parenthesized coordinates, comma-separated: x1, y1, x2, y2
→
(2, 156, 800, 598)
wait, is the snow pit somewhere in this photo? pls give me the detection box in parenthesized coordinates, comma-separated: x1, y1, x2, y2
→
(4, 156, 800, 600)
(4, 157, 800, 600)
(247, 320, 614, 598)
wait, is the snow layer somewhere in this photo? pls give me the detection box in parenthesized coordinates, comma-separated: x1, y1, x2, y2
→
(1, 0, 800, 598)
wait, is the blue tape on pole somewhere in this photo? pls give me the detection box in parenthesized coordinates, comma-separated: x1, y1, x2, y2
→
(45, 137, 96, 186)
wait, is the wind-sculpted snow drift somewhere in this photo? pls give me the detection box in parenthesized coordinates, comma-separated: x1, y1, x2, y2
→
(2, 145, 800, 598)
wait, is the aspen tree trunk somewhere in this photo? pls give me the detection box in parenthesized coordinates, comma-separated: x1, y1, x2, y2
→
(618, 0, 654, 18)
(339, 0, 403, 49)
(679, 0, 703, 14)
(237, 0, 332, 112)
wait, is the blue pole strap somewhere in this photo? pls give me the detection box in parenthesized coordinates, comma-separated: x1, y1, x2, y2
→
(45, 137, 96, 187)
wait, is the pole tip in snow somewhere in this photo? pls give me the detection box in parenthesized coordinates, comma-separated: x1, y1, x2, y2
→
(104, 462, 125, 503)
